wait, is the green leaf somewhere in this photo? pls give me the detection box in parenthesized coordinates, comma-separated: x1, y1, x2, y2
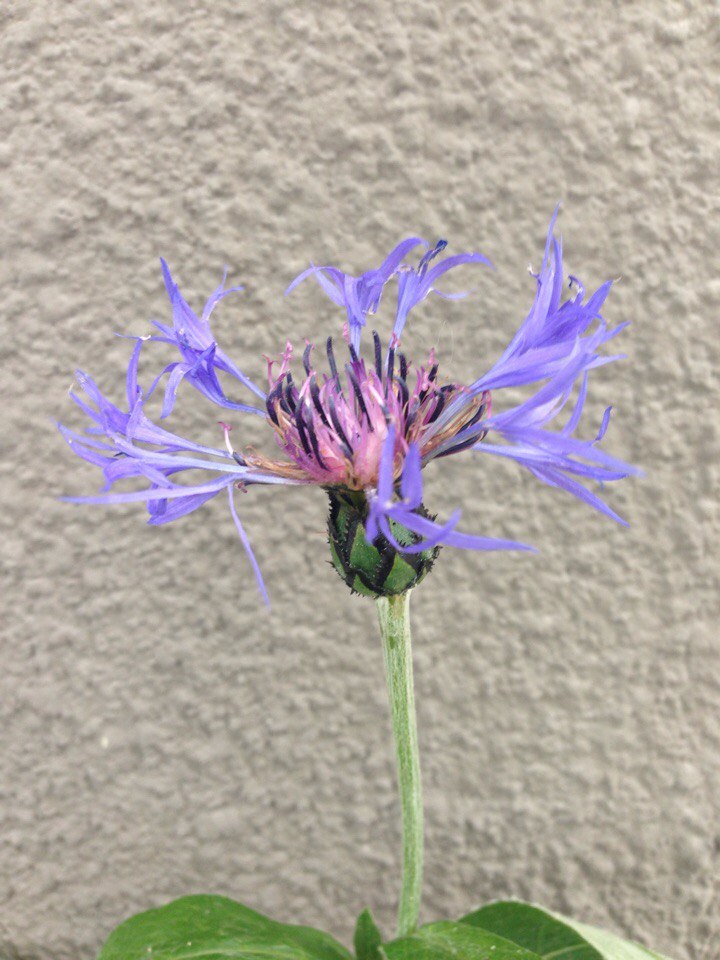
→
(462, 901, 600, 959)
(96, 895, 353, 960)
(383, 920, 543, 959)
(353, 909, 385, 960)
(565, 919, 670, 960)
(460, 901, 672, 960)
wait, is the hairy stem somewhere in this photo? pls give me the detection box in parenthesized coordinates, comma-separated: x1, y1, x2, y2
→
(377, 591, 423, 937)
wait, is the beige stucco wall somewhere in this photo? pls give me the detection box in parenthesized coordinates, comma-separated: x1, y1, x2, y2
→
(1, 2, 718, 958)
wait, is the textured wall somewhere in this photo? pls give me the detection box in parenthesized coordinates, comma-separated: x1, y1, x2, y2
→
(1, 2, 718, 959)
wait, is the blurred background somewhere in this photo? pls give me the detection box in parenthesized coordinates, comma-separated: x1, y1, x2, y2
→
(1, 2, 718, 958)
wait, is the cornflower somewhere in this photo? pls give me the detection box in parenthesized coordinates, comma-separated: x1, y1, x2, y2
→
(61, 211, 638, 604)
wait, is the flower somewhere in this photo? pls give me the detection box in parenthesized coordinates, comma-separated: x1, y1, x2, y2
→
(60, 210, 639, 603)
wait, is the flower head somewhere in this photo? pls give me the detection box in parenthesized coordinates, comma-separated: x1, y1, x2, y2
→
(61, 211, 639, 603)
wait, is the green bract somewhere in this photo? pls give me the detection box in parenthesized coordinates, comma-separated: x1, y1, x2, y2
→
(327, 489, 440, 598)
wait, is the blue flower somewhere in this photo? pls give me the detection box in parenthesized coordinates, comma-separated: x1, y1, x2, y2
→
(61, 211, 640, 602)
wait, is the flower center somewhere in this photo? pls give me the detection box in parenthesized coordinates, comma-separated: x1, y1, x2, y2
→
(243, 333, 490, 489)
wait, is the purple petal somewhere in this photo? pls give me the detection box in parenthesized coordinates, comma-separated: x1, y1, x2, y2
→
(227, 486, 270, 606)
(399, 444, 423, 508)
(377, 424, 396, 503)
(382, 507, 462, 553)
(391, 507, 534, 554)
(146, 489, 220, 524)
(595, 406, 612, 441)
(529, 465, 629, 526)
(202, 269, 244, 323)
(62, 476, 235, 505)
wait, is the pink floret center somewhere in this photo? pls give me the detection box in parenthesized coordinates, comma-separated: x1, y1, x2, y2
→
(244, 335, 490, 489)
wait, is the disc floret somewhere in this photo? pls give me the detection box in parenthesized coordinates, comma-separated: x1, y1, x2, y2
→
(247, 332, 491, 491)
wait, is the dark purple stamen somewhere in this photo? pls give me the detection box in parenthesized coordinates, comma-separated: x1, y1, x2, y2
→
(327, 395, 353, 456)
(465, 402, 488, 428)
(232, 451, 247, 466)
(309, 376, 331, 428)
(348, 342, 361, 367)
(372, 330, 382, 379)
(346, 364, 373, 431)
(387, 346, 395, 384)
(435, 425, 486, 458)
(434, 398, 488, 454)
(326, 337, 340, 385)
(284, 373, 297, 412)
(427, 391, 446, 423)
(278, 388, 293, 417)
(267, 380, 283, 405)
(399, 352, 408, 382)
(301, 406, 328, 468)
(265, 391, 280, 424)
(295, 405, 312, 455)
(302, 343, 313, 376)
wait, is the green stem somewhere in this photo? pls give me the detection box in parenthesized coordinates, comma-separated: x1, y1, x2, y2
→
(377, 591, 423, 938)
